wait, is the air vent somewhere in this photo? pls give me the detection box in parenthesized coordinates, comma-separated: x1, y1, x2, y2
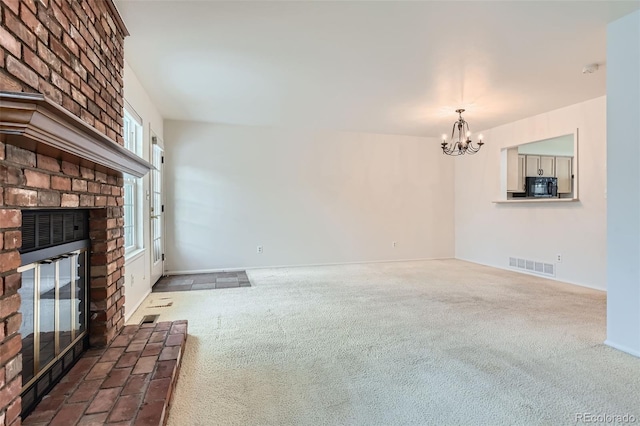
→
(37, 214, 50, 247)
(140, 315, 159, 325)
(509, 256, 555, 277)
(20, 210, 89, 253)
(52, 214, 63, 244)
(64, 213, 75, 240)
(22, 215, 36, 249)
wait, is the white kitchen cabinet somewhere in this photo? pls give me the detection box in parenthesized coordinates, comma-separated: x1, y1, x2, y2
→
(525, 155, 555, 177)
(518, 155, 526, 191)
(540, 156, 555, 177)
(555, 156, 572, 194)
(506, 149, 526, 192)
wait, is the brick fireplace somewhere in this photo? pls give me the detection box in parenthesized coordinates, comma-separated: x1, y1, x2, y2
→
(0, 0, 151, 424)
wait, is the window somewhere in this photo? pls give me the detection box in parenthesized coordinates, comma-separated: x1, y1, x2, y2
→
(123, 107, 143, 253)
(123, 174, 137, 251)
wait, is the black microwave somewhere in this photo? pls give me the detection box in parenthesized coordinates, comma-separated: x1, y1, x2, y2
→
(526, 177, 558, 198)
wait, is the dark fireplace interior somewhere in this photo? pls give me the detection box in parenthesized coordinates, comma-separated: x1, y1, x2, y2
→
(18, 210, 90, 417)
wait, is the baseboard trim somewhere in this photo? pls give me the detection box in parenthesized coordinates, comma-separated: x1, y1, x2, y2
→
(165, 256, 454, 276)
(604, 340, 640, 358)
(124, 288, 152, 322)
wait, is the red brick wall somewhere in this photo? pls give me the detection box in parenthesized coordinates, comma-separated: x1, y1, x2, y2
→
(0, 141, 127, 342)
(0, 0, 127, 424)
(0, 0, 125, 145)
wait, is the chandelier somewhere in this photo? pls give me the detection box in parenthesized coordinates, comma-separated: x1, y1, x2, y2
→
(440, 109, 484, 156)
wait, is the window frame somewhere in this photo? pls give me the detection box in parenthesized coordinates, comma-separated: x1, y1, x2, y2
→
(122, 105, 144, 255)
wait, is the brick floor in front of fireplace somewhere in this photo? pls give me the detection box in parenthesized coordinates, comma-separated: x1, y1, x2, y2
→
(23, 320, 188, 426)
(152, 271, 251, 292)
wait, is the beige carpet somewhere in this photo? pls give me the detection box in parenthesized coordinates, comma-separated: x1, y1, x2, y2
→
(127, 259, 640, 426)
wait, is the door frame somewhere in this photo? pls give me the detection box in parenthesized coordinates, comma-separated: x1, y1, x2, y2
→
(149, 129, 165, 285)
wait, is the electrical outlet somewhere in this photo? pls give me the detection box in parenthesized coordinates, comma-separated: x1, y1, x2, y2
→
(556, 253, 562, 263)
(257, 245, 263, 254)
(392, 241, 397, 248)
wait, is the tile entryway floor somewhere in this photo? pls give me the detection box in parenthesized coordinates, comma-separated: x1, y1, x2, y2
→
(152, 271, 251, 292)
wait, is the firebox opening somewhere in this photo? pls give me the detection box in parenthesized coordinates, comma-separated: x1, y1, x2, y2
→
(18, 210, 91, 418)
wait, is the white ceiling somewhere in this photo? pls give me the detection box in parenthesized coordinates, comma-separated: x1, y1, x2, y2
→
(115, 1, 639, 137)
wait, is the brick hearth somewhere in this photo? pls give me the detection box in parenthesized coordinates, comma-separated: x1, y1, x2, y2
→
(23, 320, 187, 426)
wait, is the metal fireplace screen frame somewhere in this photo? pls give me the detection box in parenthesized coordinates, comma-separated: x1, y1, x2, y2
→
(18, 210, 90, 417)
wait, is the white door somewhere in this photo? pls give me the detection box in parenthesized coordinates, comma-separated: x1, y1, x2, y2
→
(150, 136, 164, 285)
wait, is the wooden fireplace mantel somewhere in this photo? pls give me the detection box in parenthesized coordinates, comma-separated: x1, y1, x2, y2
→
(0, 91, 152, 178)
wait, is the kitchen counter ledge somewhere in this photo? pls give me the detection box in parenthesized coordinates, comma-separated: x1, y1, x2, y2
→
(492, 198, 579, 204)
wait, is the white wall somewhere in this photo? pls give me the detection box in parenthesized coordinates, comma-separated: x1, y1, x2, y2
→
(164, 121, 454, 273)
(455, 97, 607, 289)
(606, 10, 640, 357)
(123, 60, 164, 320)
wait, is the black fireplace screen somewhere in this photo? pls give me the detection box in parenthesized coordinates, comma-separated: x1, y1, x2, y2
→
(18, 210, 90, 417)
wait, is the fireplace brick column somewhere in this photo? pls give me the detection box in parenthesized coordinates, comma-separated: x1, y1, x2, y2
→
(89, 205, 127, 346)
(0, 200, 23, 426)
(0, 0, 129, 422)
